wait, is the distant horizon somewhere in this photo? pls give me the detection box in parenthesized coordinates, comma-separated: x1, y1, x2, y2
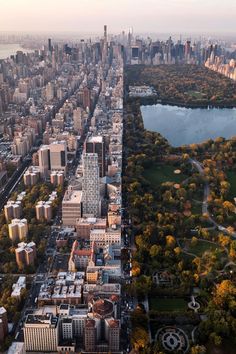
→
(1, 0, 236, 35)
(0, 30, 235, 43)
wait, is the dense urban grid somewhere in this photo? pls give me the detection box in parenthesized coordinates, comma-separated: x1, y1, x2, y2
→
(0, 27, 236, 354)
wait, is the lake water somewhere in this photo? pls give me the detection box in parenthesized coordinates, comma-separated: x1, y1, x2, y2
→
(0, 44, 32, 59)
(141, 104, 236, 147)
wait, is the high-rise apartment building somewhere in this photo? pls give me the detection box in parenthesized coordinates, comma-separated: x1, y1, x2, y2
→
(85, 135, 105, 177)
(38, 145, 51, 178)
(82, 153, 100, 217)
(73, 107, 83, 133)
(38, 141, 67, 178)
(8, 219, 28, 243)
(4, 200, 22, 222)
(83, 87, 91, 111)
(23, 314, 59, 352)
(84, 319, 97, 352)
(50, 141, 67, 171)
(105, 318, 120, 351)
(45, 82, 54, 102)
(62, 187, 83, 226)
(15, 242, 36, 268)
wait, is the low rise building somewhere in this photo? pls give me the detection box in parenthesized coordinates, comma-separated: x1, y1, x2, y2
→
(38, 272, 84, 306)
(76, 217, 107, 239)
(11, 276, 26, 298)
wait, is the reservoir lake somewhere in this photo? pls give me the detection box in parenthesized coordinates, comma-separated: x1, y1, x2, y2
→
(141, 104, 236, 147)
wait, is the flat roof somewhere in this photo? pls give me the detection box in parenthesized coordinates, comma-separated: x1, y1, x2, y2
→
(63, 190, 83, 204)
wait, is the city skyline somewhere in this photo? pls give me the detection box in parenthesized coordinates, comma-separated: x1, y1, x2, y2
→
(0, 0, 236, 34)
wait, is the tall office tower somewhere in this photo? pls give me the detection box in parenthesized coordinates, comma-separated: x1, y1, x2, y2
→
(49, 141, 67, 172)
(85, 135, 105, 177)
(38, 145, 51, 178)
(104, 25, 107, 42)
(102, 25, 108, 63)
(82, 153, 100, 217)
(48, 38, 52, 53)
(83, 87, 91, 111)
(23, 314, 59, 352)
(0, 307, 8, 343)
(73, 107, 83, 133)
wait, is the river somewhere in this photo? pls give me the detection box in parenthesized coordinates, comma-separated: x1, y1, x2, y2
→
(0, 44, 33, 59)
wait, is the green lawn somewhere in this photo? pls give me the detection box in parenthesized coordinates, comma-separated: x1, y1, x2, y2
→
(143, 164, 187, 186)
(226, 171, 236, 201)
(149, 297, 187, 312)
(179, 239, 221, 257)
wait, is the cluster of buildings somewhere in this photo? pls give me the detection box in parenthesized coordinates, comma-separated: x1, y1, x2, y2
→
(124, 33, 228, 65)
(2, 25, 125, 353)
(23, 298, 120, 353)
(205, 55, 236, 81)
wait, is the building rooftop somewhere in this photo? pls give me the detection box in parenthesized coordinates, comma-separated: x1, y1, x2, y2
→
(25, 313, 58, 326)
(85, 319, 96, 328)
(0, 307, 6, 315)
(63, 189, 83, 204)
(92, 299, 113, 318)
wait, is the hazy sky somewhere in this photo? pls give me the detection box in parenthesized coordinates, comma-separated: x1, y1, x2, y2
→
(0, 0, 235, 34)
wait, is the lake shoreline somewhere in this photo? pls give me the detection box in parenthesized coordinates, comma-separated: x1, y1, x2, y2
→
(127, 96, 236, 109)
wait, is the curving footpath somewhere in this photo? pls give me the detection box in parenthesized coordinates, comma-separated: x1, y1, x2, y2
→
(189, 158, 236, 238)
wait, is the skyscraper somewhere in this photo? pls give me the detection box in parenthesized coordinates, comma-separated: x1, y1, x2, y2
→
(85, 135, 105, 177)
(48, 38, 52, 53)
(38, 145, 51, 178)
(102, 25, 108, 63)
(82, 153, 100, 217)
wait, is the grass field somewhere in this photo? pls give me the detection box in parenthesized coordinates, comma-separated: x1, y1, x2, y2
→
(149, 297, 187, 312)
(226, 171, 236, 201)
(187, 90, 206, 100)
(143, 164, 187, 186)
(179, 239, 221, 257)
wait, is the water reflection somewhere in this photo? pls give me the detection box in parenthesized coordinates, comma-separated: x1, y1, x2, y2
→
(141, 104, 236, 147)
